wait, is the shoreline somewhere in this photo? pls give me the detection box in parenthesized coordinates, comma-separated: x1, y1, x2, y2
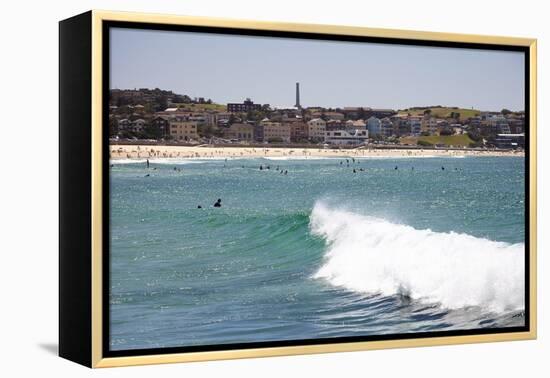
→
(110, 144, 524, 160)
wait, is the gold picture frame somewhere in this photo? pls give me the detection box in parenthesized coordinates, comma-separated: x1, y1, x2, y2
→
(59, 10, 537, 368)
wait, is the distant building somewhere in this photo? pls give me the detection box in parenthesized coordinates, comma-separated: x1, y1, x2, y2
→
(390, 116, 411, 136)
(261, 120, 291, 143)
(204, 112, 219, 127)
(307, 118, 326, 141)
(117, 118, 131, 132)
(408, 117, 422, 136)
(345, 119, 366, 132)
(487, 115, 511, 134)
(169, 120, 199, 141)
(494, 133, 525, 149)
(325, 129, 369, 145)
(130, 119, 146, 133)
(227, 98, 262, 113)
(421, 117, 438, 135)
(326, 119, 345, 131)
(390, 115, 409, 136)
(507, 117, 525, 134)
(224, 123, 254, 141)
(367, 116, 382, 136)
(151, 116, 170, 137)
(289, 122, 308, 142)
(436, 119, 450, 132)
(380, 118, 394, 137)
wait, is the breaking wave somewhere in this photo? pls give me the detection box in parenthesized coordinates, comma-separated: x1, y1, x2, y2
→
(310, 202, 524, 312)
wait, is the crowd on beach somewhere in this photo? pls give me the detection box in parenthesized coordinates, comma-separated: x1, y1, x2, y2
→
(109, 145, 523, 160)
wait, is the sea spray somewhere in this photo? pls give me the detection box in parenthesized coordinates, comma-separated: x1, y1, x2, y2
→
(310, 202, 524, 312)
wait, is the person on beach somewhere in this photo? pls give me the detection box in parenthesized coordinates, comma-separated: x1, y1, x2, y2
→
(213, 199, 222, 208)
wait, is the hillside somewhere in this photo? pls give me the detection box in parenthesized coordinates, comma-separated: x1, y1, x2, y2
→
(170, 103, 227, 112)
(398, 107, 480, 120)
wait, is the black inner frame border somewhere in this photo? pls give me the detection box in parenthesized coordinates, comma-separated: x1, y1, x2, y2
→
(102, 20, 531, 359)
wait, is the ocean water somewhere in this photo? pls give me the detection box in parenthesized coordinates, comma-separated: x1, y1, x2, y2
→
(109, 156, 525, 351)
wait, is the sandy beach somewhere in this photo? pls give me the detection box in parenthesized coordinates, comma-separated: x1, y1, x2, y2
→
(109, 144, 523, 160)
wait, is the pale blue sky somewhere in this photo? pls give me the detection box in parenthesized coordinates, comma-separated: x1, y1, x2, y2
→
(110, 28, 525, 111)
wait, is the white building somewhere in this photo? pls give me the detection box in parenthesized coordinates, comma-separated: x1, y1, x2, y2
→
(325, 129, 369, 145)
(307, 118, 326, 141)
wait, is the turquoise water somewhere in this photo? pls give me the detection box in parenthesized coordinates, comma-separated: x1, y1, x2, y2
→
(109, 156, 525, 351)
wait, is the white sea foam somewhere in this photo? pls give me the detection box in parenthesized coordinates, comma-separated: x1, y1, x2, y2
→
(110, 159, 148, 165)
(310, 202, 524, 312)
(354, 155, 438, 159)
(110, 158, 227, 165)
(262, 156, 332, 161)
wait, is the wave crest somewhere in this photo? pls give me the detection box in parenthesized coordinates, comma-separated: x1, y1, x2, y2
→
(310, 202, 524, 312)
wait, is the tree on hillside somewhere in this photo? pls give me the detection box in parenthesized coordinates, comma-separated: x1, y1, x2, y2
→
(143, 122, 163, 140)
(109, 117, 118, 137)
(423, 109, 432, 116)
(449, 112, 460, 120)
(501, 108, 512, 115)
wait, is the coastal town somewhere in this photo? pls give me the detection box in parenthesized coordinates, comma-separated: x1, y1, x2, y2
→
(109, 84, 526, 151)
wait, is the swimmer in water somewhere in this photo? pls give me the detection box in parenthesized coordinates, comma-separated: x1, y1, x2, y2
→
(213, 199, 222, 208)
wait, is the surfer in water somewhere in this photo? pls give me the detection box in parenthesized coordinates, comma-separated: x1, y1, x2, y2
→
(213, 199, 222, 208)
(146, 159, 150, 169)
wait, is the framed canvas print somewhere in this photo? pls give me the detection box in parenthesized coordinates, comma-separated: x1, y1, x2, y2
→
(59, 10, 537, 368)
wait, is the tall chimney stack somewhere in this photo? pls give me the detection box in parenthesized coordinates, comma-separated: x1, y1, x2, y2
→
(295, 82, 301, 109)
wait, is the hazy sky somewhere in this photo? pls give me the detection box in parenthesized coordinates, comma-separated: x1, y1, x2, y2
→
(110, 28, 525, 111)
